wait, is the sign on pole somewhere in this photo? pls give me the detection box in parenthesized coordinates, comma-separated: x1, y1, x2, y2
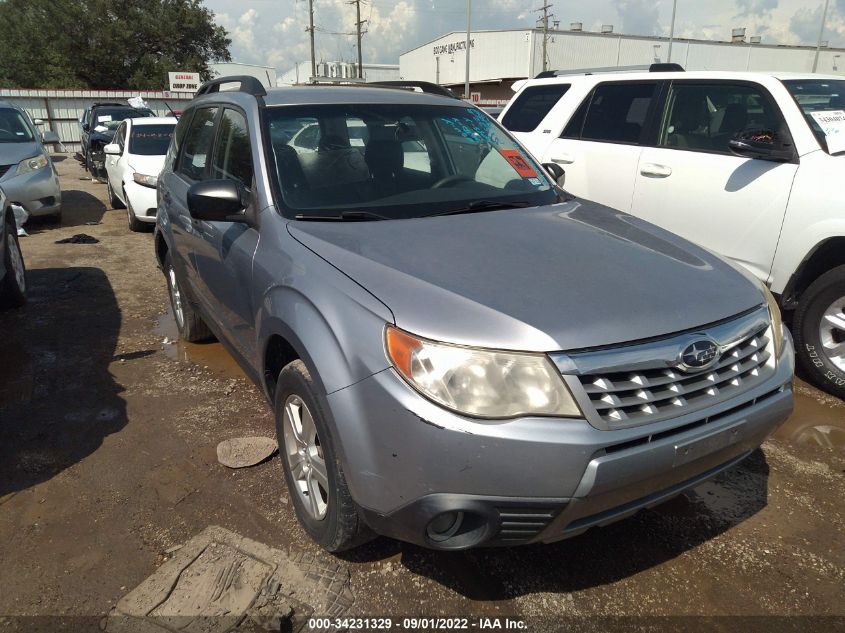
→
(168, 72, 201, 93)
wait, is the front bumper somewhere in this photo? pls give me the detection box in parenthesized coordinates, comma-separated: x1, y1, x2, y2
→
(0, 163, 62, 217)
(327, 331, 794, 550)
(124, 180, 157, 222)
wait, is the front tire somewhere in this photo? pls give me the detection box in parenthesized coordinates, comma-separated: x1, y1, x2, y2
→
(275, 360, 372, 552)
(108, 181, 125, 209)
(127, 199, 144, 232)
(162, 252, 212, 342)
(1, 220, 27, 308)
(794, 265, 845, 399)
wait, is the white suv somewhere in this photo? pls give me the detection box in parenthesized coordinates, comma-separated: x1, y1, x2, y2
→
(503, 68, 845, 398)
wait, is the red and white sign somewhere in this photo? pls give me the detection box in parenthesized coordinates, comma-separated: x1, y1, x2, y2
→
(168, 72, 200, 93)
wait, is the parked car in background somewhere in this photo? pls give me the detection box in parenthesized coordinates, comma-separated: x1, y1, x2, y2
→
(79, 103, 153, 180)
(104, 117, 177, 231)
(0, 100, 62, 223)
(503, 68, 845, 398)
(0, 187, 26, 308)
(154, 77, 793, 553)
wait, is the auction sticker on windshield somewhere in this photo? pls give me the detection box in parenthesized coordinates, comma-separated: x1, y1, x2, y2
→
(810, 110, 845, 154)
(498, 149, 538, 178)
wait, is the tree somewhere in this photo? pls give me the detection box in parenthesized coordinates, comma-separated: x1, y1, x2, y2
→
(0, 0, 231, 89)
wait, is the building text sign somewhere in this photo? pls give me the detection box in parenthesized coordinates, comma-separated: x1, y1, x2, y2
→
(168, 72, 201, 93)
(433, 39, 475, 56)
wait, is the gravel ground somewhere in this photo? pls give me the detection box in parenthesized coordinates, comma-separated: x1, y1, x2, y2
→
(0, 156, 843, 631)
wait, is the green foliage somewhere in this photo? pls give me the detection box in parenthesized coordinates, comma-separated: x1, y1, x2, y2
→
(0, 0, 231, 89)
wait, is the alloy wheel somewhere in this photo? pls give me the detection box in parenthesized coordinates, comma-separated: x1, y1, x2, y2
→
(7, 232, 25, 293)
(282, 394, 329, 520)
(819, 296, 845, 372)
(167, 266, 185, 329)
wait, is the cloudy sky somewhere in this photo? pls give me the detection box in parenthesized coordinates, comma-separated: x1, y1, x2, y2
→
(205, 0, 845, 73)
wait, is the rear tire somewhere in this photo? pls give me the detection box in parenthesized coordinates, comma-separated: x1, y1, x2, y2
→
(274, 360, 373, 552)
(794, 265, 845, 399)
(108, 181, 125, 209)
(1, 219, 27, 308)
(163, 251, 212, 342)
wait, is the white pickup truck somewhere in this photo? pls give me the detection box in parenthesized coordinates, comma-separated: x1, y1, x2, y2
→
(502, 67, 845, 398)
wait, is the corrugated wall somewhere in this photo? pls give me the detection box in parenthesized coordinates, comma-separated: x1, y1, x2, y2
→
(0, 89, 194, 152)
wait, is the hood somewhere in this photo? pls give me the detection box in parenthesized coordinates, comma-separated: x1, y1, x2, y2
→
(288, 201, 764, 352)
(128, 154, 166, 177)
(0, 141, 41, 171)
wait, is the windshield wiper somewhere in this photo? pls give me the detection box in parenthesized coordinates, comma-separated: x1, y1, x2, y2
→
(430, 199, 533, 217)
(294, 210, 391, 221)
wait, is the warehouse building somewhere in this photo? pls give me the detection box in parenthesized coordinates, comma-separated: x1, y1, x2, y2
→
(399, 27, 845, 105)
(277, 61, 400, 85)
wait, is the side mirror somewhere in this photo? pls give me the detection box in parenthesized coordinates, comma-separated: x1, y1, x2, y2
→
(41, 130, 60, 144)
(728, 129, 794, 162)
(187, 180, 248, 222)
(542, 162, 566, 186)
(82, 123, 90, 132)
(103, 143, 121, 155)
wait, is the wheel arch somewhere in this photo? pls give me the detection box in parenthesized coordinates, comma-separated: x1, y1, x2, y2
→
(782, 236, 845, 309)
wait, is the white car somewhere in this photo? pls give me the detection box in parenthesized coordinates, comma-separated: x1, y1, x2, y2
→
(502, 67, 845, 399)
(104, 117, 177, 231)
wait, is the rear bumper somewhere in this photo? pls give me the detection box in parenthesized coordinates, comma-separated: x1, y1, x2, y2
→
(331, 333, 794, 550)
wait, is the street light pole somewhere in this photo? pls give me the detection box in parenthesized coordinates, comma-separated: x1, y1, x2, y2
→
(667, 0, 677, 63)
(813, 0, 831, 73)
(464, 0, 472, 100)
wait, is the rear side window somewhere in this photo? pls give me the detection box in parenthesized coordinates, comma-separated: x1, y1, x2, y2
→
(178, 107, 218, 181)
(581, 82, 658, 144)
(164, 112, 192, 171)
(502, 84, 570, 132)
(211, 109, 253, 187)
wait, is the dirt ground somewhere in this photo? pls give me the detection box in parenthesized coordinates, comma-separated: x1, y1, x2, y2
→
(1, 156, 844, 630)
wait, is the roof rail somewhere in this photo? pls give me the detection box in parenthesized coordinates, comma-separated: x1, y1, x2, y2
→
(534, 63, 684, 79)
(195, 75, 267, 98)
(370, 80, 458, 99)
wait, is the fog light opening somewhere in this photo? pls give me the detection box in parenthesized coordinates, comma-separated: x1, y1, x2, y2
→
(426, 511, 464, 543)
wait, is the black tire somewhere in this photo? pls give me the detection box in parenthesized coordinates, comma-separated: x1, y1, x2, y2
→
(274, 360, 373, 552)
(84, 151, 92, 174)
(108, 180, 125, 209)
(794, 264, 845, 399)
(127, 199, 145, 232)
(0, 218, 27, 308)
(48, 210, 62, 225)
(162, 251, 212, 343)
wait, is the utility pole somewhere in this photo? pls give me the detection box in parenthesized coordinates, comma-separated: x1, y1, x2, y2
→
(535, 3, 553, 73)
(306, 0, 316, 81)
(813, 0, 831, 73)
(667, 0, 677, 63)
(464, 0, 472, 100)
(350, 0, 367, 79)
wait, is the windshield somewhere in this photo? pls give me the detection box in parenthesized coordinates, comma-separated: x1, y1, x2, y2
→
(783, 79, 845, 154)
(128, 124, 175, 156)
(265, 103, 557, 219)
(0, 108, 35, 143)
(93, 108, 152, 132)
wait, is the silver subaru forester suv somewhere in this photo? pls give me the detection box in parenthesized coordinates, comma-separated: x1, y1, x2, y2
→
(155, 76, 794, 551)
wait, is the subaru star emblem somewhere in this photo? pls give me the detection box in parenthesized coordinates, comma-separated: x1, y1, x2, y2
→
(678, 339, 720, 372)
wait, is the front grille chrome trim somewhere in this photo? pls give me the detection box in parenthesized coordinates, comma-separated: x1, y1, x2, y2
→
(554, 306, 777, 430)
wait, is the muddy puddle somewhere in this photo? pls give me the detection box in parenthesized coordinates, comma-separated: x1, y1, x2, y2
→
(154, 308, 246, 380)
(773, 379, 845, 449)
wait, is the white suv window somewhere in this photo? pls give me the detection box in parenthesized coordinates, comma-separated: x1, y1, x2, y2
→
(580, 82, 659, 144)
(659, 82, 783, 154)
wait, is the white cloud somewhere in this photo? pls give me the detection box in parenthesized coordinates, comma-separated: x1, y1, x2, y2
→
(203, 0, 845, 75)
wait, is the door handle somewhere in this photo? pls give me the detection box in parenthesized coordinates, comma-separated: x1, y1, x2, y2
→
(640, 163, 672, 178)
(551, 154, 575, 165)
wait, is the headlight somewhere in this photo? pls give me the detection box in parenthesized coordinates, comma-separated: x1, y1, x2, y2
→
(385, 326, 581, 419)
(133, 172, 158, 188)
(16, 153, 48, 176)
(762, 285, 784, 356)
